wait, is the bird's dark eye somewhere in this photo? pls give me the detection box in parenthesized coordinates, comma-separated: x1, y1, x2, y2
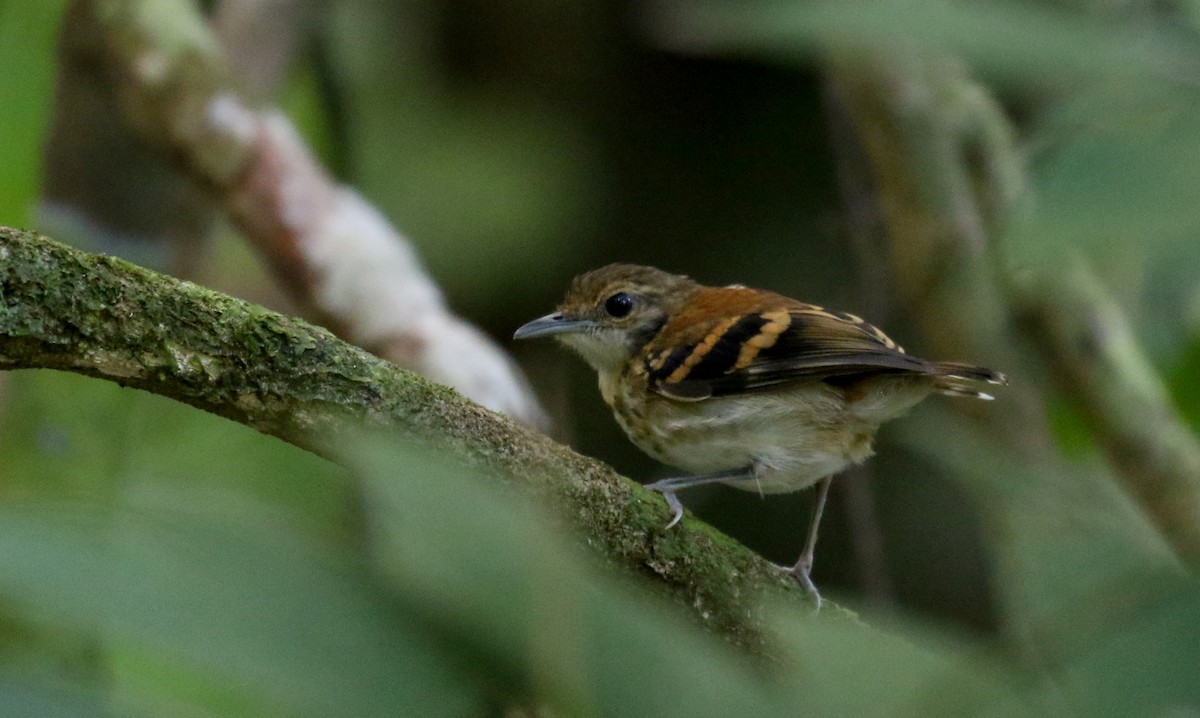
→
(604, 292, 634, 318)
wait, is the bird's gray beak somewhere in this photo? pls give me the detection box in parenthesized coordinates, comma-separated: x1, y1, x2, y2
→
(513, 312, 593, 340)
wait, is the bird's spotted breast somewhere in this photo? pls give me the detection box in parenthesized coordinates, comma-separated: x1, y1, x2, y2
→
(601, 369, 669, 458)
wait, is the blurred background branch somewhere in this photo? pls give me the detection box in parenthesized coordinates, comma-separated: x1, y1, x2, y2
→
(212, 0, 326, 103)
(1013, 258, 1200, 565)
(827, 38, 1200, 572)
(819, 41, 1200, 703)
(48, 0, 547, 426)
(827, 55, 1050, 452)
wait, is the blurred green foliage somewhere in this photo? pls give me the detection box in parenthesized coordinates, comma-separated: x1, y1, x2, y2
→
(0, 0, 67, 226)
(3, 0, 1200, 715)
(0, 373, 1033, 717)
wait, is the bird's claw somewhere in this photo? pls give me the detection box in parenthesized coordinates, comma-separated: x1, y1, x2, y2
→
(644, 481, 685, 529)
(773, 562, 823, 612)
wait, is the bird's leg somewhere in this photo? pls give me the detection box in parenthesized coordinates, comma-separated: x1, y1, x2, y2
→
(786, 476, 833, 610)
(643, 466, 758, 529)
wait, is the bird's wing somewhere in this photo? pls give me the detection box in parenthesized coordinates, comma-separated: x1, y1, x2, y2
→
(642, 296, 934, 401)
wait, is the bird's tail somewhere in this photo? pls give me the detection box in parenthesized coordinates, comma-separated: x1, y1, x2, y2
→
(930, 361, 1007, 401)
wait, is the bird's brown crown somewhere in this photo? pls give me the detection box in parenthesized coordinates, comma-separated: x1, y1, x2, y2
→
(558, 264, 697, 318)
(545, 265, 699, 368)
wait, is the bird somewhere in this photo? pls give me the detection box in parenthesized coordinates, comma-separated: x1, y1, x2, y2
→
(513, 264, 1005, 608)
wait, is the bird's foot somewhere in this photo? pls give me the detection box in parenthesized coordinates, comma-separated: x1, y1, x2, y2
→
(643, 480, 685, 529)
(772, 561, 823, 611)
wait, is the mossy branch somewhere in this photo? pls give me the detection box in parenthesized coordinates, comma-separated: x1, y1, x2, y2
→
(0, 226, 832, 653)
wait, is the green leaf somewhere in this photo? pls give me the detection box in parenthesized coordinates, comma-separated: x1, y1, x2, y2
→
(771, 613, 1032, 718)
(0, 670, 111, 718)
(657, 0, 1199, 90)
(0, 0, 68, 226)
(1168, 335, 1200, 431)
(350, 438, 1035, 717)
(0, 499, 483, 718)
(1055, 581, 1200, 716)
(0, 370, 353, 541)
(1006, 87, 1200, 269)
(351, 439, 798, 717)
(895, 406, 1200, 715)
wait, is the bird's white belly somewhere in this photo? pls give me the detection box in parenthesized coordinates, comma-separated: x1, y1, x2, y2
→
(610, 382, 879, 495)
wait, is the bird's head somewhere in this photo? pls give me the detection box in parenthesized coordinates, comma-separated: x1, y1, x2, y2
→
(514, 264, 698, 372)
